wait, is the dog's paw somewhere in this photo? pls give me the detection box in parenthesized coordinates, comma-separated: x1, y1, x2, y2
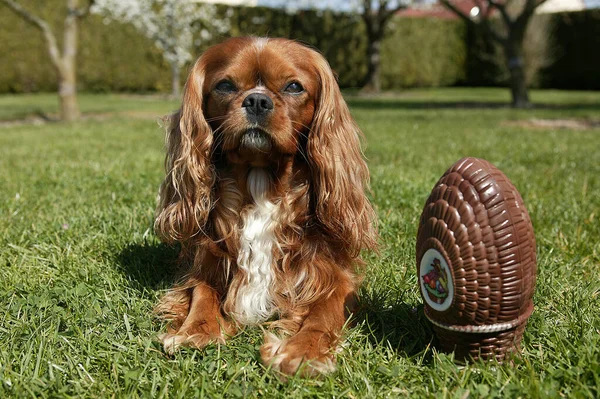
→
(159, 332, 188, 355)
(158, 330, 222, 355)
(158, 319, 232, 355)
(260, 330, 337, 377)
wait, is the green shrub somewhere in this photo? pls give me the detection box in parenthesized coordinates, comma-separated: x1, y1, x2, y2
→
(462, 22, 507, 88)
(540, 10, 600, 90)
(0, 0, 170, 93)
(381, 17, 466, 88)
(1, 2, 597, 93)
(463, 10, 599, 90)
(78, 17, 170, 92)
(289, 10, 367, 88)
(222, 6, 368, 88)
(225, 5, 292, 38)
(0, 0, 59, 92)
(463, 15, 554, 89)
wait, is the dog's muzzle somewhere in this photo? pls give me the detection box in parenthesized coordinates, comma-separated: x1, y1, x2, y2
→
(240, 128, 273, 153)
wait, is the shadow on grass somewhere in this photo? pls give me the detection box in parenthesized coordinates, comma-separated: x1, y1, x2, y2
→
(114, 242, 438, 360)
(0, 109, 59, 127)
(355, 292, 437, 363)
(346, 99, 600, 111)
(115, 241, 180, 290)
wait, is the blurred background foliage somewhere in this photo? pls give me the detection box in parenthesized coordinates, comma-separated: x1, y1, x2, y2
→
(0, 1, 598, 93)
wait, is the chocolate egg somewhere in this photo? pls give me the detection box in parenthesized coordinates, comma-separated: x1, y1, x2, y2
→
(416, 157, 537, 362)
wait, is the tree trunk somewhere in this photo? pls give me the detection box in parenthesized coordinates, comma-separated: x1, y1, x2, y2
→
(439, 0, 543, 108)
(1, 0, 85, 121)
(171, 61, 181, 98)
(504, 43, 531, 108)
(362, 38, 382, 93)
(59, 0, 81, 121)
(58, 67, 80, 122)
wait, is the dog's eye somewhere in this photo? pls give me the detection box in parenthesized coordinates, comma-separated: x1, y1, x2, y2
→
(283, 81, 304, 94)
(215, 80, 237, 93)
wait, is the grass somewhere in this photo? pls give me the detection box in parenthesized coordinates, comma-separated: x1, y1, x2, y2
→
(0, 88, 599, 398)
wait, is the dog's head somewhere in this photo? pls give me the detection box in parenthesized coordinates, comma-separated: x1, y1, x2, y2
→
(200, 37, 317, 167)
(156, 37, 376, 254)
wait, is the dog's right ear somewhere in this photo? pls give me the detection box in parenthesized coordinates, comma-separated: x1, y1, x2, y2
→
(155, 59, 215, 243)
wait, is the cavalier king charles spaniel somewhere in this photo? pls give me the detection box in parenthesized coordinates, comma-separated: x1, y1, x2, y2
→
(154, 37, 377, 376)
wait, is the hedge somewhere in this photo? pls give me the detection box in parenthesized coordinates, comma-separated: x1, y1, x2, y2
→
(0, 2, 463, 93)
(540, 10, 600, 90)
(222, 6, 368, 88)
(381, 17, 466, 88)
(0, 1, 598, 93)
(0, 0, 170, 93)
(216, 8, 466, 90)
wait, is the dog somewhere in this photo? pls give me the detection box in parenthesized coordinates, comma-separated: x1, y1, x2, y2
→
(154, 37, 377, 376)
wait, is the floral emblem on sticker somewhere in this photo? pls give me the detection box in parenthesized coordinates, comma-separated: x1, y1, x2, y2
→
(422, 258, 448, 304)
(419, 248, 454, 312)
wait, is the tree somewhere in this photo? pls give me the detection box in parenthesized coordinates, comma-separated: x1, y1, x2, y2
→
(270, 0, 411, 93)
(92, 0, 230, 98)
(441, 0, 549, 108)
(359, 0, 410, 93)
(1, 0, 95, 121)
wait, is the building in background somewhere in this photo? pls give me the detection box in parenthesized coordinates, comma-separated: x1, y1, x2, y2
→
(396, 0, 491, 19)
(195, 0, 258, 6)
(397, 0, 592, 20)
(537, 0, 585, 13)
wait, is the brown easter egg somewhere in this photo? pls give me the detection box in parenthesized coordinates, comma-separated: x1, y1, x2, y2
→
(416, 157, 537, 362)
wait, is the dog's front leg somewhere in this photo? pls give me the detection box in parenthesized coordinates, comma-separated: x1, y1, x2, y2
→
(260, 268, 355, 377)
(158, 281, 235, 354)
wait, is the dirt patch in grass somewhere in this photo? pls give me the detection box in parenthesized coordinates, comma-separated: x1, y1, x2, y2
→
(505, 118, 600, 130)
(0, 111, 164, 128)
(0, 117, 48, 128)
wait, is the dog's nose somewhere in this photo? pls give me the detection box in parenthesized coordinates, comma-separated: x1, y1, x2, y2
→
(242, 93, 273, 121)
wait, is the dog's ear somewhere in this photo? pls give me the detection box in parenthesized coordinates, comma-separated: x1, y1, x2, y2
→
(155, 59, 215, 243)
(307, 52, 378, 256)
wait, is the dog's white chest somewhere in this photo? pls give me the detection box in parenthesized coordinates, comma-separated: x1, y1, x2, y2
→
(234, 169, 277, 324)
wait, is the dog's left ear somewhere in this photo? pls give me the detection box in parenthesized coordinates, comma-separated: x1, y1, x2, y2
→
(307, 52, 378, 256)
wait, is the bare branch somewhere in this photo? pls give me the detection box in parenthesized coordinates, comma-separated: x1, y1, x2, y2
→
(389, 0, 410, 14)
(381, 1, 409, 26)
(73, 0, 96, 18)
(482, 24, 507, 44)
(524, 0, 549, 15)
(488, 0, 512, 26)
(515, 0, 549, 26)
(1, 0, 48, 30)
(441, 0, 507, 44)
(470, 0, 487, 22)
(0, 0, 62, 69)
(440, 0, 476, 26)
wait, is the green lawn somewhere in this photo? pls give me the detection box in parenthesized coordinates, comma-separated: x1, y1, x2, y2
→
(1, 89, 599, 398)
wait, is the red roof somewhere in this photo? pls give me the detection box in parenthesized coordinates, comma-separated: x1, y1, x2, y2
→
(396, 0, 495, 20)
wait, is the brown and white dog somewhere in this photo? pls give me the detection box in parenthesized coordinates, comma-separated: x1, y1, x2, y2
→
(154, 37, 377, 376)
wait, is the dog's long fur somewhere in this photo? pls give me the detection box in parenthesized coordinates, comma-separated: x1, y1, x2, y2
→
(154, 37, 377, 376)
